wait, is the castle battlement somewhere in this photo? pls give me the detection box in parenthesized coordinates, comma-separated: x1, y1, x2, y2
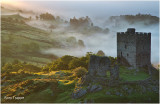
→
(117, 30, 151, 40)
(117, 31, 151, 36)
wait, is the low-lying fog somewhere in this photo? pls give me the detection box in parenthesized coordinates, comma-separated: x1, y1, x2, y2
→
(2, 1, 159, 66)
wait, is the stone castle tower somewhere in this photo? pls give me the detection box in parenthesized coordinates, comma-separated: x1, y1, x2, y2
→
(117, 28, 151, 68)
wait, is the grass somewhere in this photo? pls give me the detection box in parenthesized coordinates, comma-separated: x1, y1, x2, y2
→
(1, 68, 159, 103)
(58, 79, 75, 90)
(119, 66, 150, 81)
(54, 90, 81, 103)
(75, 86, 159, 103)
(21, 87, 55, 103)
(1, 14, 58, 65)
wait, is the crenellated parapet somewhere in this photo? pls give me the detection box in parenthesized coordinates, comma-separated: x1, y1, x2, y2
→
(117, 31, 151, 41)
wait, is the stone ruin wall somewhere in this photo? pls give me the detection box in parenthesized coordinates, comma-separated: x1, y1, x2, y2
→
(85, 55, 119, 86)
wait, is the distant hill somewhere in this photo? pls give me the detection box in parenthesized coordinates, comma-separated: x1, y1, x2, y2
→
(105, 14, 159, 28)
(1, 6, 35, 15)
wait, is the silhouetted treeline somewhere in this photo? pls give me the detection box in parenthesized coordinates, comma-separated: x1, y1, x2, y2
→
(109, 13, 159, 25)
(70, 16, 92, 27)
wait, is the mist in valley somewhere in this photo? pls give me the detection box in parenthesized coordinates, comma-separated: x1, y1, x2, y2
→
(1, 1, 159, 66)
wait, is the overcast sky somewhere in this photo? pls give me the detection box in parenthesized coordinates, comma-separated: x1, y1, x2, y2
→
(13, 1, 159, 19)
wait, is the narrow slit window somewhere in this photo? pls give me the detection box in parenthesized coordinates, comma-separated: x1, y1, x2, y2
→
(125, 45, 127, 49)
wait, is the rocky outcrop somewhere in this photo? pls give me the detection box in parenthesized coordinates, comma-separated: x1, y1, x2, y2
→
(88, 84, 102, 92)
(72, 83, 103, 99)
(72, 88, 87, 99)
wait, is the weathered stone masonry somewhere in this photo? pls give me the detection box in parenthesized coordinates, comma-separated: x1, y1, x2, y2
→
(117, 28, 151, 68)
(81, 55, 119, 86)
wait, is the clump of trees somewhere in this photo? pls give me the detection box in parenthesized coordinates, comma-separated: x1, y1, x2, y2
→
(70, 16, 92, 27)
(2, 60, 41, 73)
(2, 51, 117, 74)
(109, 13, 159, 26)
(40, 12, 55, 20)
(41, 51, 118, 73)
(42, 52, 94, 72)
(66, 37, 85, 48)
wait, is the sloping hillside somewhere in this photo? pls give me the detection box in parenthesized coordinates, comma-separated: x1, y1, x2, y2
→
(1, 14, 59, 66)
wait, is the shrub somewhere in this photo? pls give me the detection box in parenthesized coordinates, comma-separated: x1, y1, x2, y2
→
(73, 67, 87, 78)
(69, 58, 84, 70)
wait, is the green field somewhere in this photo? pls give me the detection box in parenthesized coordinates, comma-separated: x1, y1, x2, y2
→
(119, 66, 150, 81)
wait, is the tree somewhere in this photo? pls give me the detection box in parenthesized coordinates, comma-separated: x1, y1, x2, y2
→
(60, 55, 75, 65)
(23, 64, 41, 73)
(97, 50, 105, 56)
(73, 67, 87, 78)
(78, 40, 85, 47)
(36, 15, 39, 20)
(69, 58, 84, 70)
(42, 66, 50, 73)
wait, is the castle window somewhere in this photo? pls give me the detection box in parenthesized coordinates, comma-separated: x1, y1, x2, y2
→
(127, 53, 129, 57)
(125, 45, 127, 49)
(121, 52, 122, 57)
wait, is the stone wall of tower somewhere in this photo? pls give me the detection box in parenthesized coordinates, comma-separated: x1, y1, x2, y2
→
(136, 32, 151, 67)
(117, 32, 137, 67)
(117, 28, 151, 68)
